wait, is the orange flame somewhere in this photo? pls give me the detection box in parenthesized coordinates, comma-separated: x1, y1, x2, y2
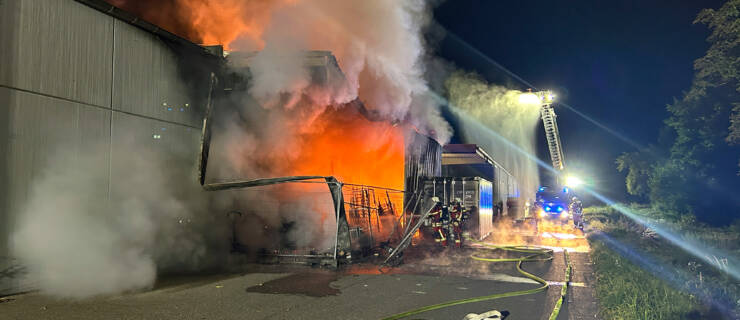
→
(111, 0, 409, 243)
(291, 106, 406, 238)
(290, 107, 404, 190)
(106, 0, 284, 49)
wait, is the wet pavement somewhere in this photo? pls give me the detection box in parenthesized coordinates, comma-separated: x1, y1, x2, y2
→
(246, 272, 340, 297)
(0, 226, 601, 320)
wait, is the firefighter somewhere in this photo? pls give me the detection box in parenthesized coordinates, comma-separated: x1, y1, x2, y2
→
(428, 197, 448, 247)
(570, 196, 583, 229)
(449, 198, 468, 247)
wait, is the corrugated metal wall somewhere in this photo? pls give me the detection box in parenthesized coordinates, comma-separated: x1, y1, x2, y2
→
(403, 131, 442, 209)
(0, 0, 212, 295)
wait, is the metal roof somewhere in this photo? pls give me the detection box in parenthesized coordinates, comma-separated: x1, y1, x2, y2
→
(441, 144, 514, 177)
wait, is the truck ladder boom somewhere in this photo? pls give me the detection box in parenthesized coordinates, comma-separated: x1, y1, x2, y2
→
(540, 104, 565, 171)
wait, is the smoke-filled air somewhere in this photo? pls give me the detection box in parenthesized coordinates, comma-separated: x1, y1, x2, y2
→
(11, 0, 454, 298)
(11, 137, 229, 298)
(10, 0, 545, 299)
(445, 71, 542, 208)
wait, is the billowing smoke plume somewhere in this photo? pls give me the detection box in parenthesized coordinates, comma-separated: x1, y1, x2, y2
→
(200, 0, 452, 256)
(445, 71, 541, 209)
(110, 0, 451, 143)
(10, 0, 454, 298)
(11, 138, 230, 298)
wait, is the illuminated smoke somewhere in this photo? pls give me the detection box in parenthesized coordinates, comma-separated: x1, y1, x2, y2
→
(107, 0, 283, 48)
(109, 0, 451, 143)
(201, 0, 451, 257)
(444, 71, 541, 209)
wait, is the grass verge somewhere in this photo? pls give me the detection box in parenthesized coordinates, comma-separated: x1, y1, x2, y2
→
(589, 238, 700, 319)
(585, 205, 739, 319)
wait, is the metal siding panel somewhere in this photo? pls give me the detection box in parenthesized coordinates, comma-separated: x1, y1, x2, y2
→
(112, 20, 200, 127)
(0, 0, 20, 87)
(1, 0, 113, 107)
(0, 87, 110, 296)
(0, 85, 11, 289)
(109, 112, 199, 202)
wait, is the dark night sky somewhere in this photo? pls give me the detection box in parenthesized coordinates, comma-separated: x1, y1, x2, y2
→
(433, 0, 726, 201)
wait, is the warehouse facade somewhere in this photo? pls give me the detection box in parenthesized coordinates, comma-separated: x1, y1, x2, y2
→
(0, 0, 218, 295)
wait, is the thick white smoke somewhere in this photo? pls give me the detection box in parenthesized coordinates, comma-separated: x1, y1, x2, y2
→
(204, 0, 450, 255)
(235, 0, 451, 143)
(11, 139, 229, 298)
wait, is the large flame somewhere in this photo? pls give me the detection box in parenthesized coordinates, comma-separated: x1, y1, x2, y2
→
(106, 0, 284, 49)
(110, 0, 437, 247)
(291, 107, 405, 190)
(293, 107, 406, 240)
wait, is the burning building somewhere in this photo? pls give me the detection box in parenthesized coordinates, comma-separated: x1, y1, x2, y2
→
(198, 48, 445, 264)
(0, 0, 525, 297)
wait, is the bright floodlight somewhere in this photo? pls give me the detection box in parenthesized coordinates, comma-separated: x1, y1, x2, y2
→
(520, 90, 556, 106)
(564, 175, 584, 187)
(518, 92, 541, 105)
(537, 90, 556, 105)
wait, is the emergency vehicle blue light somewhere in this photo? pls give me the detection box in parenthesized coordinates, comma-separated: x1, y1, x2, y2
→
(556, 206, 564, 212)
(563, 187, 570, 193)
(544, 206, 552, 212)
(539, 187, 546, 192)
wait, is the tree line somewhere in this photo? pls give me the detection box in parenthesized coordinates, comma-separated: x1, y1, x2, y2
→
(616, 0, 740, 225)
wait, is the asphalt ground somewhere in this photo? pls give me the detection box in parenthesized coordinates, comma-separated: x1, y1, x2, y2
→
(0, 225, 600, 320)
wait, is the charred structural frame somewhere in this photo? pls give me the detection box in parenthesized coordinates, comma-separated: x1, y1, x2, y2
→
(197, 73, 353, 267)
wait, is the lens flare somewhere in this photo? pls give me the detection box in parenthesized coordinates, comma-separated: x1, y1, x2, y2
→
(564, 175, 584, 187)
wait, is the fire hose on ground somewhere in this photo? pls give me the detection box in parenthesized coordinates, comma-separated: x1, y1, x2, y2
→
(381, 237, 573, 320)
(548, 250, 571, 320)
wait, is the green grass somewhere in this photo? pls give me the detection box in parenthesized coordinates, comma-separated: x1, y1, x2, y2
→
(584, 205, 740, 319)
(589, 239, 700, 320)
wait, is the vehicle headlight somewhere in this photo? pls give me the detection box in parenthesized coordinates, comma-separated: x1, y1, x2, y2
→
(539, 209, 546, 217)
(560, 210, 570, 219)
